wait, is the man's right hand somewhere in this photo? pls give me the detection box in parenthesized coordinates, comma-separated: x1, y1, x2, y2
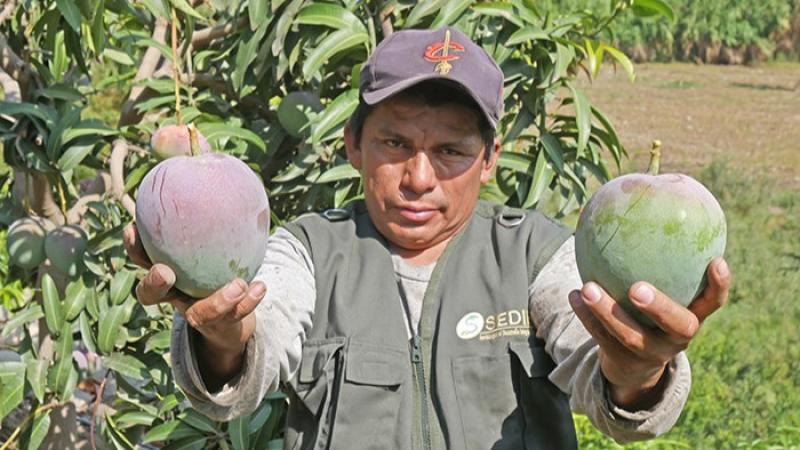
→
(123, 223, 266, 389)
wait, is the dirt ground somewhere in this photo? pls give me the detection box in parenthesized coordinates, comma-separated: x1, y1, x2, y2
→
(580, 62, 800, 189)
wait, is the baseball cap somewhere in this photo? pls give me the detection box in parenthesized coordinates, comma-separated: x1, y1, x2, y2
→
(359, 27, 505, 129)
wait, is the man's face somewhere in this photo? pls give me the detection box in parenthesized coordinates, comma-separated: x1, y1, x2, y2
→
(345, 94, 498, 254)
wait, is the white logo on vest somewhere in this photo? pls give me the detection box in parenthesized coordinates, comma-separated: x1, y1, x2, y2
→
(457, 309, 532, 340)
(456, 312, 484, 339)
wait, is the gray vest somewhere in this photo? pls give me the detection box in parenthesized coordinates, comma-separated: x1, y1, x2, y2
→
(282, 200, 578, 450)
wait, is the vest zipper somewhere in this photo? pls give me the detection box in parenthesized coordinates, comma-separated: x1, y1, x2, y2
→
(411, 335, 432, 450)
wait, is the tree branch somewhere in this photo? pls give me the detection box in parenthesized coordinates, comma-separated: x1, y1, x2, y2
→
(378, 3, 394, 39)
(0, 1, 17, 27)
(191, 16, 248, 48)
(0, 67, 20, 102)
(109, 139, 137, 218)
(0, 31, 28, 84)
(12, 168, 66, 226)
(65, 194, 102, 225)
(118, 18, 169, 127)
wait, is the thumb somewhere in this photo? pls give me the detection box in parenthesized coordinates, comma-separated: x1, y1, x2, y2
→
(184, 279, 247, 329)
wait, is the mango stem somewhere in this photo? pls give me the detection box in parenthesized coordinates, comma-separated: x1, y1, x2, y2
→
(647, 140, 661, 175)
(188, 124, 200, 156)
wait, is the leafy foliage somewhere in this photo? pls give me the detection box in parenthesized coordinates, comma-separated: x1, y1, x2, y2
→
(539, 0, 800, 62)
(0, 0, 671, 448)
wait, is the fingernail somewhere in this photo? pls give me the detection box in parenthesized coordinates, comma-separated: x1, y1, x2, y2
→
(150, 266, 165, 286)
(154, 265, 175, 287)
(224, 280, 245, 300)
(716, 259, 729, 278)
(248, 282, 266, 298)
(583, 283, 602, 304)
(633, 284, 654, 305)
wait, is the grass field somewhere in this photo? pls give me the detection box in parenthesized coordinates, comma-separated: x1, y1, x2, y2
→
(573, 63, 800, 449)
(582, 62, 800, 189)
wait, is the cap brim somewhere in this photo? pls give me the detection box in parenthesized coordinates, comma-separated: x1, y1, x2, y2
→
(361, 74, 498, 129)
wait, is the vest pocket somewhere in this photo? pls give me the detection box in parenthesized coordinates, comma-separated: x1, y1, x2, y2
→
(452, 349, 522, 450)
(285, 337, 346, 450)
(328, 340, 410, 450)
(510, 343, 578, 450)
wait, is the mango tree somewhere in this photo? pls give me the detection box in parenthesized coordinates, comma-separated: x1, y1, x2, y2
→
(0, 0, 672, 448)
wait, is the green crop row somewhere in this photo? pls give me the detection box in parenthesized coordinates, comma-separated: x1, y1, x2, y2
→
(540, 0, 800, 62)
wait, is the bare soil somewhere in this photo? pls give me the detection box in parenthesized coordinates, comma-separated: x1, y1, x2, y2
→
(580, 62, 800, 189)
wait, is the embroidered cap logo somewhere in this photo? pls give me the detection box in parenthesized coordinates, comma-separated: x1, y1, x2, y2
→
(423, 29, 465, 75)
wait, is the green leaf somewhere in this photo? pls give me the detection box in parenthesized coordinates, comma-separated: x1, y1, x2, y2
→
(248, 401, 273, 433)
(568, 86, 591, 158)
(104, 48, 136, 66)
(632, 0, 675, 21)
(20, 410, 51, 450)
(540, 133, 565, 172)
(197, 123, 266, 152)
(599, 44, 635, 82)
(553, 43, 575, 83)
(302, 28, 368, 81)
(228, 415, 250, 450)
(506, 26, 549, 46)
(311, 88, 358, 145)
(26, 359, 49, 403)
(497, 151, 535, 173)
(110, 269, 137, 305)
(232, 20, 269, 93)
(1, 304, 43, 338)
(145, 329, 172, 353)
(430, 0, 471, 28)
(50, 322, 76, 399)
(91, 0, 106, 54)
(143, 420, 203, 443)
(271, 0, 305, 57)
(98, 304, 127, 354)
(471, 3, 525, 28)
(57, 144, 95, 172)
(79, 311, 98, 354)
(124, 161, 155, 193)
(158, 394, 181, 415)
(315, 163, 360, 184)
(169, 0, 205, 20)
(590, 105, 625, 165)
(46, 106, 82, 160)
(56, 0, 82, 32)
(181, 409, 218, 434)
(405, 0, 443, 27)
(584, 39, 598, 79)
(42, 273, 65, 336)
(296, 3, 365, 32)
(63, 278, 90, 321)
(249, 0, 270, 30)
(35, 85, 83, 102)
(105, 353, 148, 380)
(161, 436, 208, 450)
(0, 375, 24, 419)
(0, 361, 25, 418)
(61, 120, 118, 144)
(115, 410, 156, 428)
(141, 0, 170, 18)
(522, 150, 554, 209)
(0, 102, 55, 126)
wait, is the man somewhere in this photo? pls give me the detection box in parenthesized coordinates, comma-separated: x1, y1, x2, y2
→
(124, 27, 730, 449)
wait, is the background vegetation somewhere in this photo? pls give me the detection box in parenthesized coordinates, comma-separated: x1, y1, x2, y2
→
(542, 0, 800, 64)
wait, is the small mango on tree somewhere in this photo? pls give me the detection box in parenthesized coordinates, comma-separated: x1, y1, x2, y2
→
(0, 0, 672, 448)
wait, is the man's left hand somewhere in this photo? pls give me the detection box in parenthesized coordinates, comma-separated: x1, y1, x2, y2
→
(568, 256, 731, 410)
